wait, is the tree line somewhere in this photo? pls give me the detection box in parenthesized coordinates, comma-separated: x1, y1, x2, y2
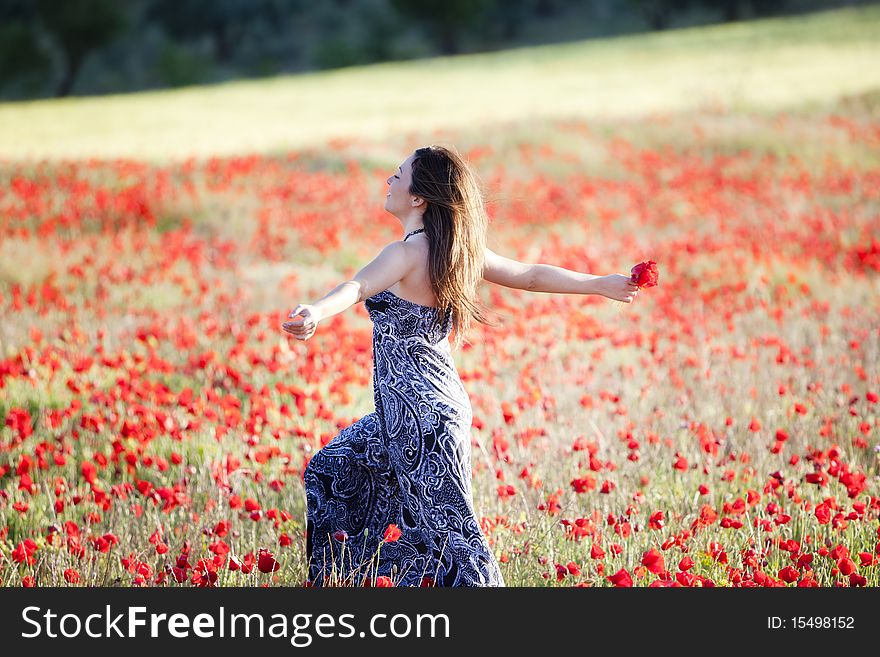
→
(0, 0, 863, 100)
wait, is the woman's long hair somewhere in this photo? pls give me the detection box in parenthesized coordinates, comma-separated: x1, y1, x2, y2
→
(408, 145, 499, 350)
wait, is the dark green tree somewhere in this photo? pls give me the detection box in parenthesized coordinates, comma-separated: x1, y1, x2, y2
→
(534, 0, 565, 18)
(700, 0, 791, 22)
(0, 1, 51, 95)
(148, 0, 291, 64)
(627, 0, 691, 30)
(480, 0, 534, 44)
(389, 0, 494, 55)
(33, 0, 128, 96)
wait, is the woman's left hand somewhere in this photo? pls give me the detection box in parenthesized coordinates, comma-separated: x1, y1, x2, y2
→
(595, 274, 640, 303)
(282, 304, 323, 341)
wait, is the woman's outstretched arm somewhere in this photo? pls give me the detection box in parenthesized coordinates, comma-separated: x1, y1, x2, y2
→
(329, 241, 415, 312)
(283, 241, 415, 340)
(482, 248, 639, 302)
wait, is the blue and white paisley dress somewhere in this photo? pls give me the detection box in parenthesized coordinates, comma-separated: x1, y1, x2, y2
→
(303, 283, 505, 587)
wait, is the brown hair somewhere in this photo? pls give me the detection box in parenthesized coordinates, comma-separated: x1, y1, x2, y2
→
(409, 145, 499, 350)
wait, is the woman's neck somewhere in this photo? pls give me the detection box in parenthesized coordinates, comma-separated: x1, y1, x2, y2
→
(402, 220, 425, 237)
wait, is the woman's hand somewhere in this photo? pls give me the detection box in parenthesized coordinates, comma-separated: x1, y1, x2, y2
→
(596, 274, 640, 303)
(282, 304, 323, 341)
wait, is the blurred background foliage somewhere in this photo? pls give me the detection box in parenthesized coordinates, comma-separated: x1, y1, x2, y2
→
(0, 0, 872, 100)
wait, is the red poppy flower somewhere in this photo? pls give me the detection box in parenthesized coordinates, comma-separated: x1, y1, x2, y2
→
(570, 476, 595, 493)
(648, 511, 665, 530)
(837, 557, 856, 576)
(257, 548, 280, 573)
(778, 566, 799, 583)
(641, 548, 665, 575)
(849, 573, 867, 587)
(630, 260, 659, 288)
(12, 538, 37, 566)
(383, 524, 402, 543)
(607, 568, 633, 587)
(81, 461, 97, 484)
(191, 570, 218, 587)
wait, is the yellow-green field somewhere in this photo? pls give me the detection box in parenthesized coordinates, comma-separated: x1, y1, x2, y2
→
(1, 5, 879, 161)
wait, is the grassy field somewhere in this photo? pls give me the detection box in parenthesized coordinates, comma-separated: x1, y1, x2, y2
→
(1, 5, 880, 162)
(0, 8, 878, 588)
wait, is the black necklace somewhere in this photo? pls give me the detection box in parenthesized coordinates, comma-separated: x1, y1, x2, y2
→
(404, 227, 425, 241)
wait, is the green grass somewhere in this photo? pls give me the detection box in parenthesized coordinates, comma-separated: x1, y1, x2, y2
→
(0, 6, 878, 162)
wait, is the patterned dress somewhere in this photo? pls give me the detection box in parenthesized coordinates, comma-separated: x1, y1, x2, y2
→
(303, 269, 505, 587)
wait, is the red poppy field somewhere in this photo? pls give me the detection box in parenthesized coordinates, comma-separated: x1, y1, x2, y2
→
(1, 104, 879, 587)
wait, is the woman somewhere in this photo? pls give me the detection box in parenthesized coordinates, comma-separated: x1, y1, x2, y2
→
(283, 145, 639, 587)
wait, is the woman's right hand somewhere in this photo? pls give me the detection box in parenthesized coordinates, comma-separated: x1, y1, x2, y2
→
(596, 274, 640, 303)
(282, 304, 322, 340)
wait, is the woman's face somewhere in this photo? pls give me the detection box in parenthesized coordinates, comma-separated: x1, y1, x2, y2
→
(385, 153, 419, 217)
